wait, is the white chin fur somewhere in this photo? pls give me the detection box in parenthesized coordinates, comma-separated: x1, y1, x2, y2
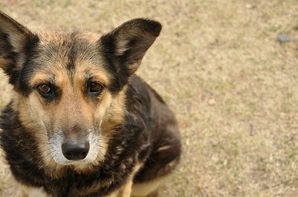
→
(48, 131, 100, 165)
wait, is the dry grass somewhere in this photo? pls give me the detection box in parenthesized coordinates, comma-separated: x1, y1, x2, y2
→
(0, 0, 297, 196)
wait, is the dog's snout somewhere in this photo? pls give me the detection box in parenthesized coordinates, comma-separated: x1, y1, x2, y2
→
(62, 140, 90, 161)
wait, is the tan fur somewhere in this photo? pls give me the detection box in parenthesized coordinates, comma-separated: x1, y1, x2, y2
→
(0, 12, 30, 53)
(156, 145, 171, 152)
(0, 12, 181, 196)
(39, 31, 99, 45)
(13, 47, 126, 176)
(120, 179, 133, 197)
(131, 178, 165, 197)
(15, 93, 65, 177)
(118, 163, 142, 197)
(20, 185, 50, 197)
(101, 86, 126, 135)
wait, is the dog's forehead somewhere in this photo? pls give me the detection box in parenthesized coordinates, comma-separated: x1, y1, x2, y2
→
(24, 31, 111, 87)
(36, 31, 107, 72)
(39, 31, 100, 45)
(39, 32, 98, 58)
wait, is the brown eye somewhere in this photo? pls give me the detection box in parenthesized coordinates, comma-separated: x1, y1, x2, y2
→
(89, 82, 104, 94)
(36, 83, 56, 102)
(38, 84, 51, 94)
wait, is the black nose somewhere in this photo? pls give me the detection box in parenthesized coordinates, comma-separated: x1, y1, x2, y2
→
(62, 140, 90, 161)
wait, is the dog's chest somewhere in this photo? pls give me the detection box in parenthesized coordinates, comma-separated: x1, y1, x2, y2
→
(1, 107, 150, 197)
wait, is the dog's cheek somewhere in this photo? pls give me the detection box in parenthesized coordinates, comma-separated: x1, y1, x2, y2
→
(100, 89, 125, 134)
(94, 93, 112, 127)
(19, 93, 51, 131)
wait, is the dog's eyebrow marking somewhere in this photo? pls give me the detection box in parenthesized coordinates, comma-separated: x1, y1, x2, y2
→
(82, 68, 109, 85)
(86, 72, 94, 80)
(30, 73, 56, 87)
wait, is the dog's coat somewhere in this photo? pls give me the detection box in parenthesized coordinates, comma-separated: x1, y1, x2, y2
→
(0, 11, 181, 197)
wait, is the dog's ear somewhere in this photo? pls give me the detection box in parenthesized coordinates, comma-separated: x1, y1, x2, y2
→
(0, 11, 38, 84)
(100, 18, 162, 76)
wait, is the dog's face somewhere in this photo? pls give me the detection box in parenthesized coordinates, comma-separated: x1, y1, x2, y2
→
(23, 33, 116, 166)
(0, 12, 161, 168)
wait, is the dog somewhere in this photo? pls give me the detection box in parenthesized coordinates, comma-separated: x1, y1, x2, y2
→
(0, 11, 181, 197)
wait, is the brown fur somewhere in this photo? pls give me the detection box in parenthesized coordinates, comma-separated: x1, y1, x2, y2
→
(0, 11, 181, 197)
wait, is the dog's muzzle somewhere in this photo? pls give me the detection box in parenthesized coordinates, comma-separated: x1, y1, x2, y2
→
(49, 131, 101, 165)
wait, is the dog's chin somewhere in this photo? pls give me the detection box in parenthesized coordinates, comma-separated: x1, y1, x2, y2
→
(51, 155, 97, 166)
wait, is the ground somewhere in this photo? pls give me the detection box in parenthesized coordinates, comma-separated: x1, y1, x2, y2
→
(0, 0, 297, 196)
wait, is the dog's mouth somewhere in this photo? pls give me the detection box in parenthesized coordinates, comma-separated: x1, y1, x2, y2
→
(48, 131, 101, 165)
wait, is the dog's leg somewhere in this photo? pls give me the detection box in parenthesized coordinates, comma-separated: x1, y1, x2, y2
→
(115, 163, 142, 197)
(132, 122, 181, 197)
(131, 177, 166, 197)
(118, 178, 133, 197)
(20, 185, 50, 197)
(103, 176, 134, 197)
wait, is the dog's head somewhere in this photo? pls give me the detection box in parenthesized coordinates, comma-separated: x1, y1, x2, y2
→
(0, 11, 161, 168)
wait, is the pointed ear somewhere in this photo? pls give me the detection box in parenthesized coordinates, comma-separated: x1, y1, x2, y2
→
(100, 18, 162, 76)
(0, 11, 38, 84)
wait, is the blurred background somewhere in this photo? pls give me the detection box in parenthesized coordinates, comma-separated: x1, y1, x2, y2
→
(0, 0, 297, 196)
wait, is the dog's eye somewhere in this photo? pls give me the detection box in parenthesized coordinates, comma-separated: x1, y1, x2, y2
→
(88, 82, 104, 94)
(37, 84, 52, 95)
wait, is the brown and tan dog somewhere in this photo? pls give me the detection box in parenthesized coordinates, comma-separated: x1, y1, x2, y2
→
(0, 11, 181, 197)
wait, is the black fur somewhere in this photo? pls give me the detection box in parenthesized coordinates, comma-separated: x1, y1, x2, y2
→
(18, 34, 40, 95)
(0, 31, 19, 84)
(100, 34, 133, 94)
(0, 75, 181, 197)
(100, 19, 162, 94)
(0, 12, 181, 197)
